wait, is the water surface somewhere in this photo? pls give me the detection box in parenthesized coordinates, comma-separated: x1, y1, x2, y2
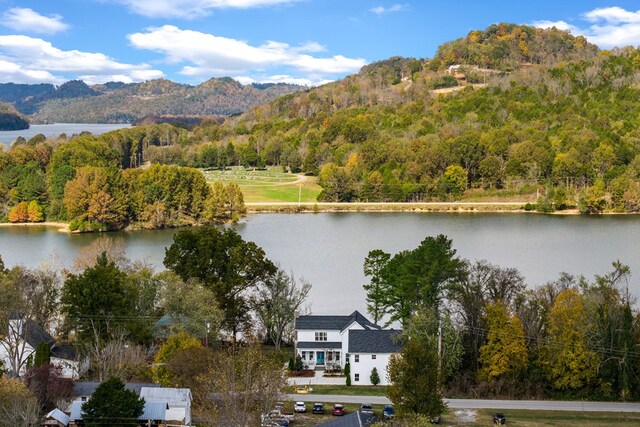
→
(0, 123, 131, 146)
(1, 213, 639, 314)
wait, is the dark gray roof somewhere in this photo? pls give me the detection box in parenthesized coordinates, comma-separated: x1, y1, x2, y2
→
(295, 311, 381, 331)
(51, 344, 76, 360)
(317, 412, 378, 426)
(348, 330, 402, 353)
(73, 382, 160, 398)
(296, 341, 342, 349)
(22, 320, 54, 349)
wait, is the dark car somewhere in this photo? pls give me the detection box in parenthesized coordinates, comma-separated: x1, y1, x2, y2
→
(312, 403, 325, 414)
(332, 404, 345, 416)
(493, 413, 506, 425)
(383, 404, 395, 420)
(360, 404, 374, 415)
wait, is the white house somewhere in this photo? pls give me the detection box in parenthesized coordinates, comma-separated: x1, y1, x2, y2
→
(294, 310, 402, 386)
(0, 317, 81, 378)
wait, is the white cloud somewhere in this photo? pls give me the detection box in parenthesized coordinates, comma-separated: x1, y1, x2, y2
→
(111, 0, 299, 18)
(0, 35, 163, 84)
(128, 25, 366, 82)
(369, 4, 407, 15)
(533, 7, 640, 49)
(1, 8, 69, 35)
(235, 74, 332, 86)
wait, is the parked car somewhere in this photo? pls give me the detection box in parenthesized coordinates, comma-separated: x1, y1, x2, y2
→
(274, 402, 284, 411)
(294, 401, 307, 413)
(312, 403, 325, 414)
(383, 404, 395, 419)
(493, 413, 506, 424)
(332, 404, 345, 416)
(360, 404, 374, 415)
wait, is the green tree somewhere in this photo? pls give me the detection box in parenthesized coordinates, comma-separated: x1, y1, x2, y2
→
(345, 360, 351, 386)
(33, 341, 51, 367)
(82, 377, 144, 427)
(164, 227, 276, 343)
(374, 235, 464, 326)
(363, 249, 391, 324)
(61, 252, 142, 344)
(387, 339, 444, 419)
(370, 367, 380, 386)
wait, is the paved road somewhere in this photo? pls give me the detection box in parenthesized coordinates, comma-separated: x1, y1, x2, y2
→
(284, 395, 640, 412)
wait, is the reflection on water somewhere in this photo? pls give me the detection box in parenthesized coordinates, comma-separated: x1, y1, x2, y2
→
(1, 213, 640, 314)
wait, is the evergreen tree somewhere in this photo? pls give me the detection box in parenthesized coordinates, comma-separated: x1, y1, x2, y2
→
(370, 367, 380, 386)
(82, 377, 144, 427)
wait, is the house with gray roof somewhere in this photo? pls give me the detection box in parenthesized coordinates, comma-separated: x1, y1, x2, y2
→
(294, 311, 401, 385)
(0, 317, 82, 378)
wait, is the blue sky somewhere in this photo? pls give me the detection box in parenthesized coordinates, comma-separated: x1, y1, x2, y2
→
(0, 0, 639, 86)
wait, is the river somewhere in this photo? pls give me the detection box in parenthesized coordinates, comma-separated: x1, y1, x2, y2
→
(0, 123, 131, 146)
(1, 212, 639, 314)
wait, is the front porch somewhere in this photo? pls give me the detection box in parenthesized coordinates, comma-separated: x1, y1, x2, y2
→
(297, 347, 342, 372)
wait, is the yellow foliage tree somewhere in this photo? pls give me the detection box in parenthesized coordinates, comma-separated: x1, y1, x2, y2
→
(539, 288, 598, 390)
(152, 332, 202, 386)
(27, 200, 44, 222)
(479, 302, 528, 381)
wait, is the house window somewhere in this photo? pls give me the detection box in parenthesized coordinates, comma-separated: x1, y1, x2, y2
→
(327, 352, 333, 361)
(315, 332, 327, 341)
(309, 351, 314, 361)
(372, 354, 377, 360)
(301, 351, 306, 361)
(335, 352, 341, 362)
(354, 374, 360, 382)
(354, 354, 359, 363)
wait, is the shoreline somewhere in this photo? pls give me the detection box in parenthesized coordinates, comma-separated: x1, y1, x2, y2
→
(0, 221, 70, 232)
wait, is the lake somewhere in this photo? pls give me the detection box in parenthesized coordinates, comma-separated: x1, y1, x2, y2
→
(0, 123, 131, 146)
(1, 212, 640, 315)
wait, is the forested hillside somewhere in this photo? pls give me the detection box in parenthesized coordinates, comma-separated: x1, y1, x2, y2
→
(3, 24, 640, 215)
(0, 78, 305, 123)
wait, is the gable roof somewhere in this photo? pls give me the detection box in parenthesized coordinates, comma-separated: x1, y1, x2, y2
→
(73, 382, 160, 398)
(295, 310, 381, 331)
(140, 387, 192, 407)
(348, 329, 402, 353)
(20, 319, 54, 349)
(46, 408, 70, 426)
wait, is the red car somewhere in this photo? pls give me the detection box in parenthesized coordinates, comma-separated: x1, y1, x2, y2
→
(332, 404, 345, 416)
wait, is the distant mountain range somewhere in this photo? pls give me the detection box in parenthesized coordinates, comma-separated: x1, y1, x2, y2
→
(0, 78, 307, 124)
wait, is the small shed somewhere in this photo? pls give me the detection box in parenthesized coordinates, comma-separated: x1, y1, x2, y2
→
(44, 409, 70, 427)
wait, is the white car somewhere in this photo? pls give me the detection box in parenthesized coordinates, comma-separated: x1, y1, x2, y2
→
(294, 401, 307, 413)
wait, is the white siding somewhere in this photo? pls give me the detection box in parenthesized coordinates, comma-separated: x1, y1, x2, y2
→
(297, 330, 342, 342)
(348, 353, 393, 386)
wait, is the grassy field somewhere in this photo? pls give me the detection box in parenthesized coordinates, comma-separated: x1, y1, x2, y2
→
(293, 384, 389, 396)
(201, 167, 322, 203)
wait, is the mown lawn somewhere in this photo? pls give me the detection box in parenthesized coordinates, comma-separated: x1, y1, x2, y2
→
(302, 384, 389, 396)
(201, 167, 322, 203)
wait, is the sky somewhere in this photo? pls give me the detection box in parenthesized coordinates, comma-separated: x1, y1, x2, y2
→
(0, 0, 639, 86)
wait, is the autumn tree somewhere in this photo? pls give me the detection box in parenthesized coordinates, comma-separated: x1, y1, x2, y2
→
(152, 332, 202, 386)
(539, 288, 598, 390)
(0, 377, 40, 426)
(478, 302, 528, 386)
